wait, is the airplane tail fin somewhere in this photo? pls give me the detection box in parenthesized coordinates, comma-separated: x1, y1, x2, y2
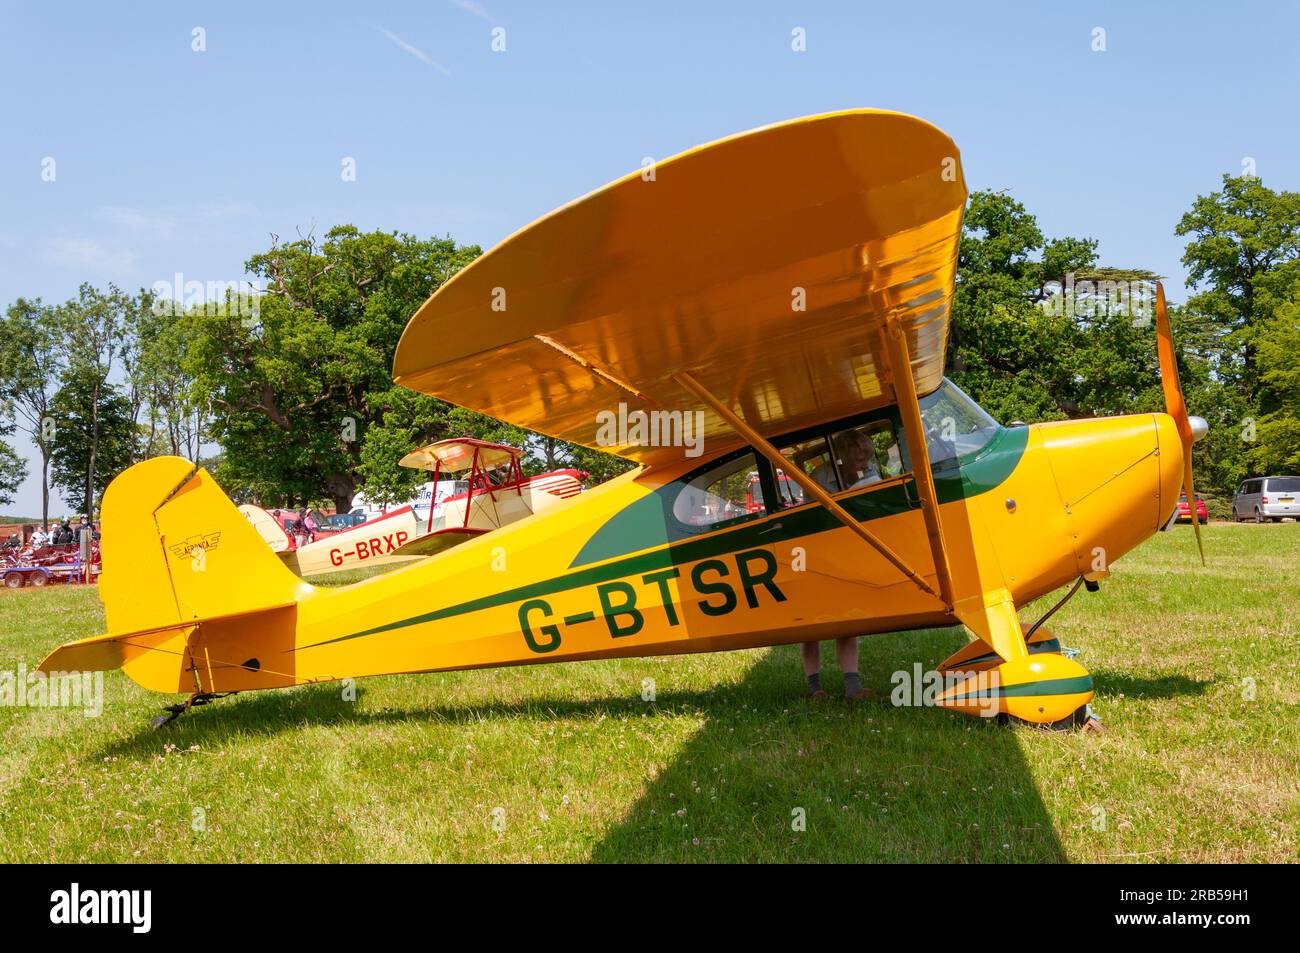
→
(38, 457, 307, 693)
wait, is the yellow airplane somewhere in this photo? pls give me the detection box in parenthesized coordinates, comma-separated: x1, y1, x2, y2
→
(39, 109, 1205, 729)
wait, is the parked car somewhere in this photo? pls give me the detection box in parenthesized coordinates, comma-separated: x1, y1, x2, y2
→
(1232, 475, 1300, 522)
(1176, 492, 1208, 524)
(319, 512, 367, 532)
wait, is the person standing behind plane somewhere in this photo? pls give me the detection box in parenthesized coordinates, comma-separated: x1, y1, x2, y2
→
(802, 638, 874, 700)
(802, 430, 881, 700)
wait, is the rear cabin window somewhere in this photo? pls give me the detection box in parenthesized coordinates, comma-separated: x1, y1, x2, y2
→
(671, 453, 761, 529)
(1266, 477, 1300, 493)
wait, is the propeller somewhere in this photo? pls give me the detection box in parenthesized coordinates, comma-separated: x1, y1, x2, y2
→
(1154, 281, 1207, 564)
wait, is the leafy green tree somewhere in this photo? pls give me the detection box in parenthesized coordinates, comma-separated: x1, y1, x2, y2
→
(1248, 303, 1300, 474)
(49, 368, 135, 517)
(131, 302, 210, 461)
(54, 284, 145, 516)
(1175, 174, 1300, 401)
(949, 190, 1249, 512)
(189, 225, 630, 511)
(0, 435, 25, 508)
(185, 227, 482, 512)
(529, 434, 633, 485)
(951, 190, 1106, 422)
(0, 298, 62, 526)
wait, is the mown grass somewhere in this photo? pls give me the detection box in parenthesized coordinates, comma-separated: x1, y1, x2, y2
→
(0, 524, 1295, 862)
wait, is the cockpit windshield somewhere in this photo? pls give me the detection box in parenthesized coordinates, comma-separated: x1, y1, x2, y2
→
(918, 379, 1001, 464)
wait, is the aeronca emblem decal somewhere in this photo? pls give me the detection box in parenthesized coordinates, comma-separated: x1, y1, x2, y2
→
(169, 532, 222, 559)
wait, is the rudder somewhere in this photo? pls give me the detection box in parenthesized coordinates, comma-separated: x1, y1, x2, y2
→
(99, 457, 306, 634)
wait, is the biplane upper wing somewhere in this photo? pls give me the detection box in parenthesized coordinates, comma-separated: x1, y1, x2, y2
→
(400, 437, 521, 473)
(393, 109, 967, 466)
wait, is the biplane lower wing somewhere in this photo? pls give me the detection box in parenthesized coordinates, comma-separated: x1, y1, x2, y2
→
(389, 526, 488, 558)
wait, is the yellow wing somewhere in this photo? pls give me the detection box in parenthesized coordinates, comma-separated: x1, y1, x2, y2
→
(393, 109, 967, 467)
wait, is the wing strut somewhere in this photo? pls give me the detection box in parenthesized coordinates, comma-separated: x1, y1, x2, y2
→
(672, 371, 943, 604)
(883, 318, 956, 609)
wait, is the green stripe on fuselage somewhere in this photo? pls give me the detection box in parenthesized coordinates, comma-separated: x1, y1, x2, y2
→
(293, 426, 1028, 652)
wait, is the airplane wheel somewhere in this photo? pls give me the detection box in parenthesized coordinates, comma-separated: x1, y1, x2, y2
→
(4, 573, 22, 589)
(1004, 704, 1098, 731)
(1044, 704, 1097, 731)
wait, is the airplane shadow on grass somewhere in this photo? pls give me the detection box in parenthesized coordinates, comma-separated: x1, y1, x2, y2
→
(589, 627, 1068, 862)
(1090, 671, 1211, 701)
(93, 628, 1068, 862)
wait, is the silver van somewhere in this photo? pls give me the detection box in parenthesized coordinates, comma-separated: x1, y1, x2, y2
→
(1232, 476, 1300, 522)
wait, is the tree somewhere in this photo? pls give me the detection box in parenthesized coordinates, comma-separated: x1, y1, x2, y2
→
(0, 298, 62, 527)
(54, 284, 143, 517)
(1175, 174, 1300, 400)
(185, 227, 482, 512)
(1248, 302, 1300, 474)
(529, 434, 633, 486)
(49, 368, 135, 517)
(0, 436, 25, 508)
(949, 190, 1253, 513)
(950, 190, 1098, 422)
(131, 303, 209, 462)
(354, 391, 489, 510)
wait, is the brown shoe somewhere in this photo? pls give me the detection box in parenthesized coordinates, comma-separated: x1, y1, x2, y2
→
(847, 687, 878, 702)
(809, 689, 830, 700)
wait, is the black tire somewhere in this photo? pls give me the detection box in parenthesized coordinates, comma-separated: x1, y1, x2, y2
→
(1256, 508, 1266, 524)
(28, 571, 47, 588)
(4, 573, 22, 589)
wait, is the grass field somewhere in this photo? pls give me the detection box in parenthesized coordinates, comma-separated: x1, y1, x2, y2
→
(0, 524, 1295, 863)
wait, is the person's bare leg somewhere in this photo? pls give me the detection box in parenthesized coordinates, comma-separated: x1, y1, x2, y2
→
(837, 636, 871, 699)
(835, 636, 858, 675)
(801, 642, 825, 697)
(801, 641, 821, 676)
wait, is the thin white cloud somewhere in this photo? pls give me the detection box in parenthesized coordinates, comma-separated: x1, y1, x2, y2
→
(448, 0, 491, 21)
(43, 238, 136, 273)
(376, 27, 451, 75)
(199, 200, 259, 221)
(101, 205, 178, 238)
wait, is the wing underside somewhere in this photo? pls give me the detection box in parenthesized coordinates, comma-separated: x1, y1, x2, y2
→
(393, 109, 968, 468)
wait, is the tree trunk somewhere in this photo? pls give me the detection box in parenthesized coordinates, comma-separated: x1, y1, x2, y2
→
(86, 378, 102, 518)
(41, 445, 50, 531)
(326, 472, 356, 515)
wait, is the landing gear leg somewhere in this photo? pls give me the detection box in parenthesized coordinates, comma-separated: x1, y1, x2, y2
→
(150, 691, 228, 729)
(940, 587, 1096, 727)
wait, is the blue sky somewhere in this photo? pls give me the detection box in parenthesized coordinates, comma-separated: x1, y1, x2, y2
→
(2, 0, 1297, 515)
